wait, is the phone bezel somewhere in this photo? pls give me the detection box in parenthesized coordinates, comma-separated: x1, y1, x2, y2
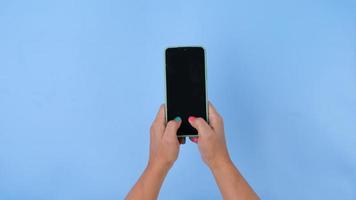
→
(164, 46, 209, 138)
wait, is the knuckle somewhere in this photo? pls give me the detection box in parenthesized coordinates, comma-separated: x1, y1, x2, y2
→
(167, 120, 177, 129)
(220, 116, 224, 123)
(217, 115, 224, 124)
(150, 124, 156, 133)
(196, 117, 205, 124)
(196, 117, 208, 128)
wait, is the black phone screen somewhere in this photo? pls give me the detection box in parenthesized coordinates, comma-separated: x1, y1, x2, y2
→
(165, 47, 207, 136)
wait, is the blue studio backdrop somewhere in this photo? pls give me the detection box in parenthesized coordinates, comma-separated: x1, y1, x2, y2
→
(0, 0, 355, 199)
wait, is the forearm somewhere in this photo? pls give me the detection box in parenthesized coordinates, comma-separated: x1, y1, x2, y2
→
(210, 159, 259, 200)
(125, 163, 170, 200)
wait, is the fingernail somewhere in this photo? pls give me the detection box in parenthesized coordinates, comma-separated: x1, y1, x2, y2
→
(188, 116, 196, 123)
(174, 116, 181, 122)
(192, 137, 198, 143)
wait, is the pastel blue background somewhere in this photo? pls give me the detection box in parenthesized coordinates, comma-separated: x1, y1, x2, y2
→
(0, 0, 355, 199)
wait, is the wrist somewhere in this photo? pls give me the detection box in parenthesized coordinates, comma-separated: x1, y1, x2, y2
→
(147, 159, 172, 174)
(208, 156, 233, 172)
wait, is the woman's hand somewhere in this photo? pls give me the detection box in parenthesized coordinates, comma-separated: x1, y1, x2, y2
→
(188, 102, 260, 200)
(148, 104, 182, 171)
(188, 103, 231, 169)
(126, 104, 182, 200)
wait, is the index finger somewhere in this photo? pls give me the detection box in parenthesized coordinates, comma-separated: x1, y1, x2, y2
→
(152, 104, 166, 132)
(208, 102, 224, 131)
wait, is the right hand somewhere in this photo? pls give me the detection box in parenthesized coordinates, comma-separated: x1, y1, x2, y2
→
(188, 102, 232, 169)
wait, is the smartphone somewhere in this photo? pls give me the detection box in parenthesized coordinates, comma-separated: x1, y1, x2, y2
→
(165, 46, 208, 137)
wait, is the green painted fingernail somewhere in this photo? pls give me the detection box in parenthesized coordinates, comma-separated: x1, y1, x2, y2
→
(174, 116, 181, 122)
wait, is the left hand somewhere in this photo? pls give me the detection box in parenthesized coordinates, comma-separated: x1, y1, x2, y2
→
(148, 105, 183, 170)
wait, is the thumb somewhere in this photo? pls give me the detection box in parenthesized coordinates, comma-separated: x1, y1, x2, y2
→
(188, 116, 212, 136)
(164, 117, 182, 142)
